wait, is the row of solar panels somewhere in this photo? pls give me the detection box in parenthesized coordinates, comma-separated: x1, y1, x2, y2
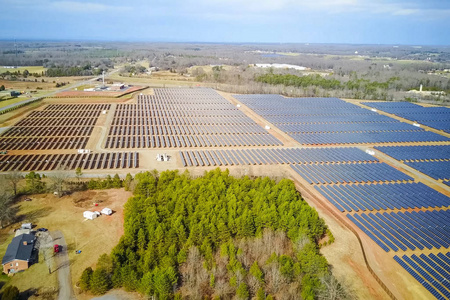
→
(108, 124, 267, 136)
(110, 116, 256, 126)
(394, 253, 450, 300)
(290, 131, 448, 145)
(347, 210, 450, 252)
(44, 103, 111, 111)
(362, 102, 450, 133)
(27, 110, 102, 119)
(374, 145, 450, 161)
(405, 161, 450, 181)
(0, 152, 139, 171)
(234, 95, 357, 108)
(0, 137, 89, 150)
(2, 126, 94, 138)
(13, 117, 98, 127)
(291, 163, 412, 184)
(315, 182, 449, 212)
(106, 134, 281, 149)
(179, 147, 378, 167)
(262, 114, 398, 124)
(115, 106, 245, 117)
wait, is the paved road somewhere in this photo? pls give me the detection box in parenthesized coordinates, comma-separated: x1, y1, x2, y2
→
(0, 67, 121, 114)
(52, 230, 76, 300)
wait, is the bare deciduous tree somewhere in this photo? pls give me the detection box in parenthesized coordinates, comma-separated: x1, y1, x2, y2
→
(318, 273, 356, 300)
(180, 247, 209, 299)
(50, 164, 70, 198)
(6, 169, 22, 196)
(0, 177, 15, 228)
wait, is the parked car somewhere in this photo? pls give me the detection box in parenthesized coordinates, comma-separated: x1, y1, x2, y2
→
(37, 228, 48, 232)
(54, 244, 61, 253)
(24, 198, 32, 201)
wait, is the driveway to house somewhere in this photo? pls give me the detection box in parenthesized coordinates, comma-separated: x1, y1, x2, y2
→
(52, 230, 76, 300)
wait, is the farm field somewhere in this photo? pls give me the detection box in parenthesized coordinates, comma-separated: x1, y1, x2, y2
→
(0, 66, 47, 74)
(0, 87, 449, 299)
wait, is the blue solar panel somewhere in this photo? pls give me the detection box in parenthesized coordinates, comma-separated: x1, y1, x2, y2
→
(346, 210, 450, 252)
(394, 254, 449, 300)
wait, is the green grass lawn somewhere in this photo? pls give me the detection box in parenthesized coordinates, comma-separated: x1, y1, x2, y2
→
(75, 84, 95, 91)
(0, 66, 47, 74)
(0, 95, 29, 109)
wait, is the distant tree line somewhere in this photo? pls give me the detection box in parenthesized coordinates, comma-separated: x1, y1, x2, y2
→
(255, 73, 401, 99)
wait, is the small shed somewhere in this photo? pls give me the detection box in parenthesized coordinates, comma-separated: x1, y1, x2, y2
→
(83, 211, 98, 220)
(101, 208, 112, 215)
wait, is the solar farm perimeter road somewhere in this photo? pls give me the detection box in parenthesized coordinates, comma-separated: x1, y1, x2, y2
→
(0, 67, 121, 114)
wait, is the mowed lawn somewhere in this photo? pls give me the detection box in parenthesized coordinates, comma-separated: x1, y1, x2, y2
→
(0, 189, 131, 298)
(0, 94, 31, 109)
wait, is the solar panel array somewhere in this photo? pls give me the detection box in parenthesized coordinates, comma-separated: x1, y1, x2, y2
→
(362, 101, 450, 134)
(347, 210, 450, 252)
(0, 152, 139, 171)
(315, 183, 449, 212)
(105, 88, 281, 149)
(179, 147, 378, 167)
(233, 94, 449, 145)
(0, 104, 110, 150)
(375, 145, 450, 162)
(375, 144, 450, 190)
(405, 161, 450, 181)
(394, 253, 450, 299)
(291, 163, 412, 184)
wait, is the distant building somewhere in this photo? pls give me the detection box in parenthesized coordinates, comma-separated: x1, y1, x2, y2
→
(2, 234, 35, 274)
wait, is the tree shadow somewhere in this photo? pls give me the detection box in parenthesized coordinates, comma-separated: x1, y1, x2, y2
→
(15, 207, 53, 224)
(19, 288, 37, 300)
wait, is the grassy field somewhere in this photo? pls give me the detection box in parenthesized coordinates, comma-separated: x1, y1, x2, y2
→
(0, 95, 31, 109)
(0, 66, 47, 74)
(0, 79, 55, 91)
(276, 52, 301, 56)
(74, 84, 96, 91)
(0, 189, 132, 299)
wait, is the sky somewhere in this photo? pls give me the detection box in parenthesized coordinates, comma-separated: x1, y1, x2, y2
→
(1, 0, 449, 45)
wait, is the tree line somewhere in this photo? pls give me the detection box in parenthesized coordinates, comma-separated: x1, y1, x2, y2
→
(255, 73, 400, 99)
(79, 169, 348, 299)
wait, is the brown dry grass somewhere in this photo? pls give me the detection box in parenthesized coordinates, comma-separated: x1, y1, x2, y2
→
(0, 189, 132, 299)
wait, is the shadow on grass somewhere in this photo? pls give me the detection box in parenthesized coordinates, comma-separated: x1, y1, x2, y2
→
(19, 287, 38, 300)
(15, 206, 53, 224)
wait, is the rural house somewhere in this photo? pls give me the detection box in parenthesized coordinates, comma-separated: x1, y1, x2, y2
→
(2, 234, 35, 274)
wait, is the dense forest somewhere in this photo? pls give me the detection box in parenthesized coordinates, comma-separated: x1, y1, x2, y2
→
(79, 169, 343, 299)
(255, 73, 402, 100)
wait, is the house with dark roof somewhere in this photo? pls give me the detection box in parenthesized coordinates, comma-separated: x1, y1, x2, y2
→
(2, 234, 35, 274)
